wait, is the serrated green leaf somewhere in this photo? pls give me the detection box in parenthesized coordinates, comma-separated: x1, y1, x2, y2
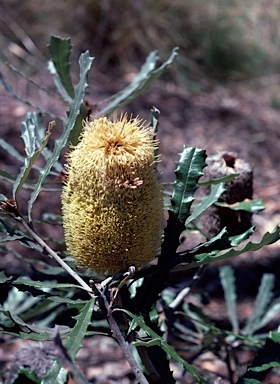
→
(30, 112, 64, 173)
(13, 277, 82, 291)
(68, 102, 88, 147)
(98, 48, 178, 116)
(28, 51, 94, 220)
(10, 367, 41, 384)
(215, 199, 265, 213)
(42, 299, 95, 384)
(243, 274, 275, 335)
(179, 227, 228, 255)
(186, 183, 226, 225)
(191, 225, 280, 267)
(172, 226, 280, 272)
(199, 173, 239, 186)
(0, 327, 49, 341)
(237, 329, 280, 384)
(117, 308, 206, 383)
(64, 299, 95, 358)
(0, 305, 69, 340)
(0, 218, 34, 244)
(48, 36, 74, 100)
(13, 117, 54, 202)
(21, 116, 36, 157)
(171, 147, 206, 223)
(228, 226, 255, 247)
(219, 266, 239, 332)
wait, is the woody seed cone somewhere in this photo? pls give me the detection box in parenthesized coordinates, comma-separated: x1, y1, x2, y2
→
(61, 115, 163, 275)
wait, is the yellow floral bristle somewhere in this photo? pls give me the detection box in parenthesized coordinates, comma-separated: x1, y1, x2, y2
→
(61, 114, 163, 275)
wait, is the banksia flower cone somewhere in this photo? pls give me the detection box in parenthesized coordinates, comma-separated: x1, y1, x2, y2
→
(61, 115, 163, 275)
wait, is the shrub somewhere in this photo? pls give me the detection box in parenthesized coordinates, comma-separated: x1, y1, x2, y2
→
(0, 36, 280, 384)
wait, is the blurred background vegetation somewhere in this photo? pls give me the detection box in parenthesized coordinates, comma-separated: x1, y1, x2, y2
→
(1, 0, 280, 101)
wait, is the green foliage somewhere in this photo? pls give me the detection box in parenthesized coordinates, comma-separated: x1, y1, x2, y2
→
(97, 48, 178, 117)
(0, 35, 279, 383)
(237, 330, 280, 383)
(171, 147, 206, 224)
(43, 299, 95, 384)
(10, 367, 41, 384)
(48, 36, 75, 101)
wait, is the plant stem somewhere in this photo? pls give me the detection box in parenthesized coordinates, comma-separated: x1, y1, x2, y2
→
(91, 281, 149, 384)
(16, 215, 148, 383)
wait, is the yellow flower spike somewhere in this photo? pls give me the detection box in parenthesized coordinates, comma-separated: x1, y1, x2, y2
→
(61, 114, 163, 276)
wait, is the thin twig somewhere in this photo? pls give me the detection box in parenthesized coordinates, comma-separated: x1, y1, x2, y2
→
(90, 281, 149, 384)
(15, 215, 93, 294)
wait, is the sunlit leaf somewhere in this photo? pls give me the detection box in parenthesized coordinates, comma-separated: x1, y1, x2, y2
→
(68, 102, 90, 147)
(215, 199, 265, 213)
(199, 173, 239, 186)
(192, 226, 280, 265)
(171, 147, 206, 224)
(98, 48, 178, 116)
(172, 226, 280, 272)
(28, 50, 94, 220)
(48, 36, 74, 100)
(13, 117, 54, 202)
(132, 147, 206, 314)
(186, 183, 226, 225)
(30, 112, 64, 172)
